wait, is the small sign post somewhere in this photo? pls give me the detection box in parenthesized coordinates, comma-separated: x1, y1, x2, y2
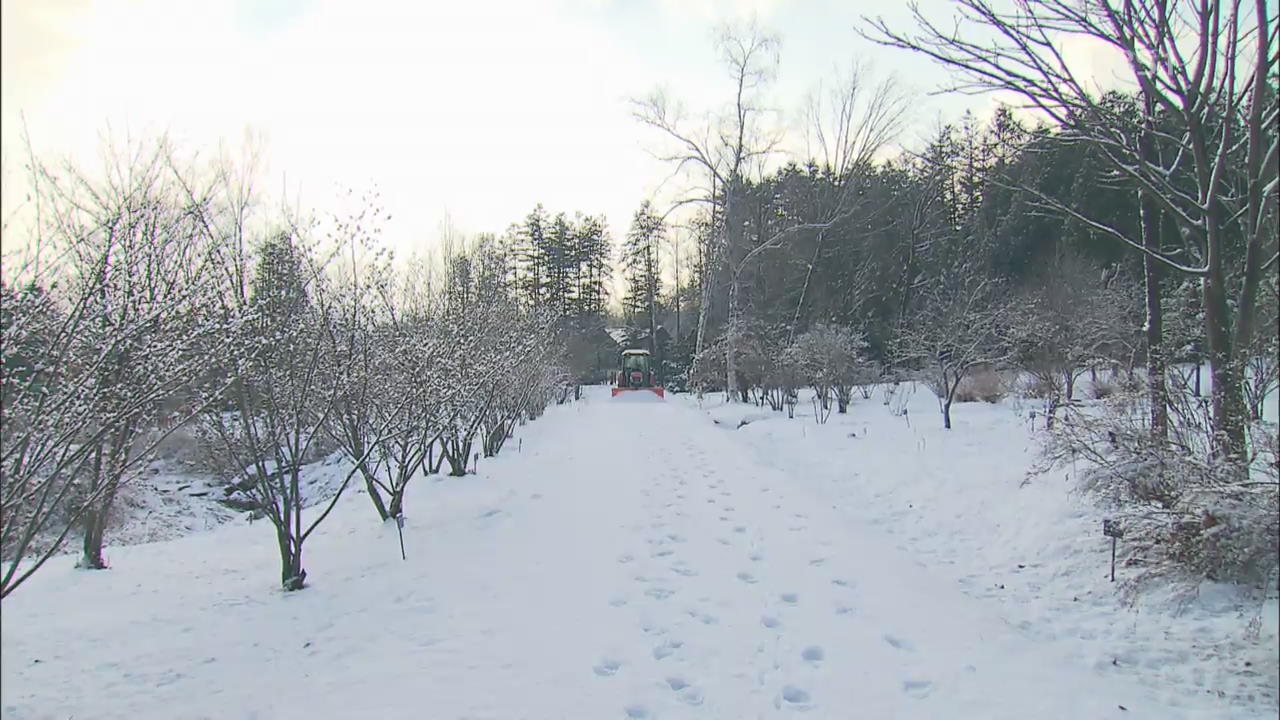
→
(1103, 518, 1124, 582)
(396, 513, 407, 561)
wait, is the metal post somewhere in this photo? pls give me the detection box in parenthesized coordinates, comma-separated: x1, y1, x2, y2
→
(396, 513, 407, 561)
(1110, 536, 1117, 582)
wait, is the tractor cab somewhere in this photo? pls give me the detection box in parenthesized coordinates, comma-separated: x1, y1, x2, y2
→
(611, 349, 665, 398)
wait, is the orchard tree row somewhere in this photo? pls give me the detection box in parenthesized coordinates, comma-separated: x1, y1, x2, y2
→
(1, 142, 569, 596)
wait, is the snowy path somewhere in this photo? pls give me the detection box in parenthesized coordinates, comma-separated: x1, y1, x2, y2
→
(0, 389, 1234, 719)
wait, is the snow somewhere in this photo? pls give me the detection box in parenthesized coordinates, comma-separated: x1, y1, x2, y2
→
(2, 387, 1276, 719)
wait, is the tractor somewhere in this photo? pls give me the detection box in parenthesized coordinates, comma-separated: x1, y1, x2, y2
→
(611, 348, 665, 398)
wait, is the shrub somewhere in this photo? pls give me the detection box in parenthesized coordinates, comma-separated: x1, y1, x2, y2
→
(1047, 386, 1279, 590)
(954, 369, 1006, 403)
(1089, 377, 1120, 399)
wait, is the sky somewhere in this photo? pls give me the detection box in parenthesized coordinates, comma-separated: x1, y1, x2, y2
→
(0, 0, 1095, 262)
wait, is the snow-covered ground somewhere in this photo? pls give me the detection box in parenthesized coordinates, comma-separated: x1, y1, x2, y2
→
(2, 386, 1276, 719)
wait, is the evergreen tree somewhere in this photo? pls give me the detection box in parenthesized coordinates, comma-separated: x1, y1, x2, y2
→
(623, 201, 665, 350)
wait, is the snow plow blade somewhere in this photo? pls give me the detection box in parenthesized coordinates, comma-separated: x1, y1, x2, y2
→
(611, 387, 665, 399)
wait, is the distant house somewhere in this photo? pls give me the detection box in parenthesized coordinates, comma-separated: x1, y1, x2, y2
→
(606, 325, 671, 353)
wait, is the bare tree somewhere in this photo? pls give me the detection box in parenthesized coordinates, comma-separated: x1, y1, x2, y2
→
(1, 135, 228, 595)
(321, 199, 434, 523)
(200, 222, 373, 591)
(632, 20, 780, 398)
(1009, 251, 1139, 428)
(790, 63, 910, 338)
(865, 0, 1279, 461)
(896, 268, 1011, 429)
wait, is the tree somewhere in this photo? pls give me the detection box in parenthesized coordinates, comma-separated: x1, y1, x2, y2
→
(632, 19, 781, 396)
(200, 225, 370, 591)
(1, 135, 226, 593)
(1009, 251, 1138, 427)
(896, 265, 1011, 429)
(865, 0, 1279, 461)
(623, 201, 665, 354)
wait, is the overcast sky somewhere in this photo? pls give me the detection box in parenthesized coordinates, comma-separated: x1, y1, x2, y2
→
(2, 0, 1059, 258)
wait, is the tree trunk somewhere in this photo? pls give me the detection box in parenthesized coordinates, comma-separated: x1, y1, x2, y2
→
(693, 172, 717, 395)
(1139, 98, 1168, 442)
(725, 275, 740, 402)
(78, 442, 110, 570)
(277, 529, 305, 591)
(80, 507, 108, 570)
(387, 488, 405, 520)
(360, 462, 390, 522)
(1203, 266, 1248, 462)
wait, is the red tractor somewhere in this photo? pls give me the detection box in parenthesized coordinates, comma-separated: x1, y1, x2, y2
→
(611, 349, 665, 398)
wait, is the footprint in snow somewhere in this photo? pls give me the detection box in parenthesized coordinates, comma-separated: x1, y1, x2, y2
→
(809, 557, 827, 567)
(624, 703, 650, 718)
(653, 639, 684, 660)
(665, 677, 706, 706)
(733, 526, 747, 534)
(883, 634, 915, 651)
(719, 515, 730, 522)
(761, 615, 781, 629)
(477, 509, 503, 519)
(716, 538, 732, 546)
(748, 552, 764, 562)
(801, 646, 825, 664)
(780, 593, 799, 605)
(618, 554, 635, 564)
(609, 596, 629, 607)
(831, 578, 852, 588)
(677, 686, 705, 706)
(736, 571, 758, 584)
(666, 533, 686, 543)
(530, 493, 543, 500)
(645, 587, 676, 601)
(776, 685, 814, 712)
(593, 658, 622, 676)
(902, 679, 933, 698)
(651, 549, 675, 558)
(671, 565, 699, 577)
(835, 606, 855, 616)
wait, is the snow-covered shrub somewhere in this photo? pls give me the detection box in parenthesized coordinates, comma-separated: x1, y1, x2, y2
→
(1080, 456, 1278, 588)
(1088, 376, 1120, 400)
(689, 338, 727, 394)
(788, 324, 868, 417)
(1046, 381, 1279, 590)
(954, 369, 1006, 403)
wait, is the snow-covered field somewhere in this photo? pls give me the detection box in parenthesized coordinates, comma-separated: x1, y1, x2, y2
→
(2, 386, 1276, 719)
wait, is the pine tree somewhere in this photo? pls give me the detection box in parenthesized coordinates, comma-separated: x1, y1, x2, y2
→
(623, 201, 665, 350)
